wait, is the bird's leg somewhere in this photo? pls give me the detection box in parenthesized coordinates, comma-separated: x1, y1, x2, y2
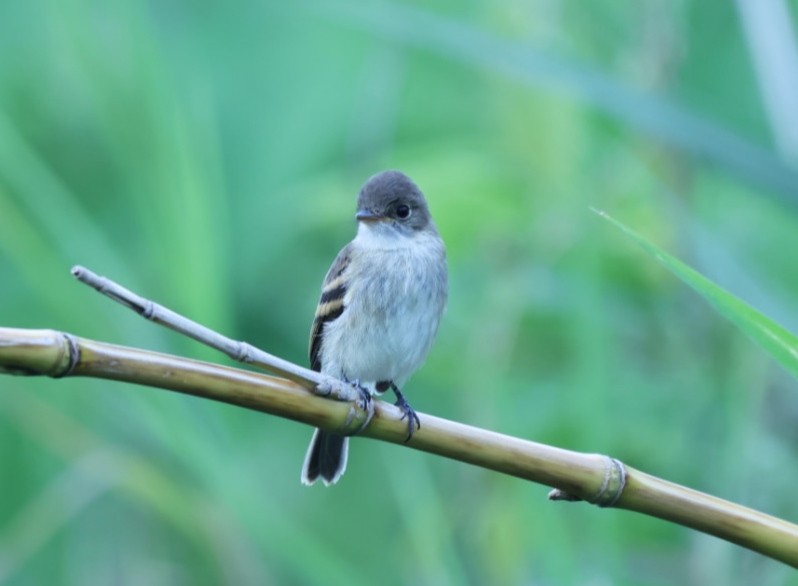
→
(316, 375, 374, 435)
(390, 383, 421, 442)
(343, 375, 372, 411)
(331, 375, 373, 436)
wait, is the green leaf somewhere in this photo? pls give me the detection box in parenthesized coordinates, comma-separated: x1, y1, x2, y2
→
(595, 208, 798, 381)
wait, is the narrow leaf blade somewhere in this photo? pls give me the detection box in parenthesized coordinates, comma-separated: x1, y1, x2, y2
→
(595, 208, 798, 381)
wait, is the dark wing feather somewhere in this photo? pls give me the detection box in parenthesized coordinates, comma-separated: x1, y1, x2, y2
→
(308, 247, 351, 372)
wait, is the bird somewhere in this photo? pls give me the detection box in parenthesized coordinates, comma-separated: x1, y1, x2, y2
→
(301, 170, 448, 486)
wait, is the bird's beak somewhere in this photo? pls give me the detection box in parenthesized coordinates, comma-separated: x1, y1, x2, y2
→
(355, 208, 384, 222)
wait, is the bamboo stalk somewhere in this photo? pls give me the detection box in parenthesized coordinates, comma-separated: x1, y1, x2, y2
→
(1, 326, 796, 567)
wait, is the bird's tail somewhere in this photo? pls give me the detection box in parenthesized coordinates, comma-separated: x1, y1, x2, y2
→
(301, 429, 349, 486)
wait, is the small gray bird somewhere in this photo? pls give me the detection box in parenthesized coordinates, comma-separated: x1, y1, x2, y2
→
(301, 170, 448, 486)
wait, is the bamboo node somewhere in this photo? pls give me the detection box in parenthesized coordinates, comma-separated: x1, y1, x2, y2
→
(592, 457, 627, 508)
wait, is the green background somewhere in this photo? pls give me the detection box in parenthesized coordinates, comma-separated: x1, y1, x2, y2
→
(1, 1, 798, 584)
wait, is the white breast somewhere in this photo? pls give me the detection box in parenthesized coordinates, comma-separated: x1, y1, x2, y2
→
(319, 223, 447, 393)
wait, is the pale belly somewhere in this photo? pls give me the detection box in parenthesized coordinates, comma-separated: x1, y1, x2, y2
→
(318, 247, 445, 392)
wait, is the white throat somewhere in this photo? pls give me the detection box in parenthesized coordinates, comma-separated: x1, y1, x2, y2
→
(354, 221, 417, 250)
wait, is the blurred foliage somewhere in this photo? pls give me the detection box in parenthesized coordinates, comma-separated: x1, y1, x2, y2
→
(1, 0, 798, 584)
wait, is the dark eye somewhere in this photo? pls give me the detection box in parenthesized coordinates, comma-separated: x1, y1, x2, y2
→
(395, 204, 412, 219)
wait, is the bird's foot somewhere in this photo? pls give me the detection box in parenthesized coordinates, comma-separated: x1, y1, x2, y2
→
(344, 377, 373, 411)
(315, 376, 374, 435)
(391, 384, 420, 443)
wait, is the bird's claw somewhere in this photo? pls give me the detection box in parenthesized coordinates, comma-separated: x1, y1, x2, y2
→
(316, 376, 374, 436)
(347, 379, 374, 435)
(394, 392, 421, 443)
(315, 376, 370, 406)
(349, 378, 373, 411)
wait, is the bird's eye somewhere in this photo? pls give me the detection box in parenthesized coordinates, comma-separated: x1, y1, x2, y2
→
(395, 204, 412, 219)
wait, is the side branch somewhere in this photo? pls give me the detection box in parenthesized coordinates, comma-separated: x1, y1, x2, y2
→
(1, 326, 797, 567)
(70, 265, 321, 391)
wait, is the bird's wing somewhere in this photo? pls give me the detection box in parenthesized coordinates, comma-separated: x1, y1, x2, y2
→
(308, 246, 351, 372)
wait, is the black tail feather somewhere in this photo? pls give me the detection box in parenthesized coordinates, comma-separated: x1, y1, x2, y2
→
(301, 429, 349, 486)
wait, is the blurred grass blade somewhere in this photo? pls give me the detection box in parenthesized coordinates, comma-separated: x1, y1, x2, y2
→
(595, 209, 798, 381)
(319, 1, 798, 208)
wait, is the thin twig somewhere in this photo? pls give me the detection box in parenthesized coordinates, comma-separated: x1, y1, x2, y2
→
(70, 265, 365, 407)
